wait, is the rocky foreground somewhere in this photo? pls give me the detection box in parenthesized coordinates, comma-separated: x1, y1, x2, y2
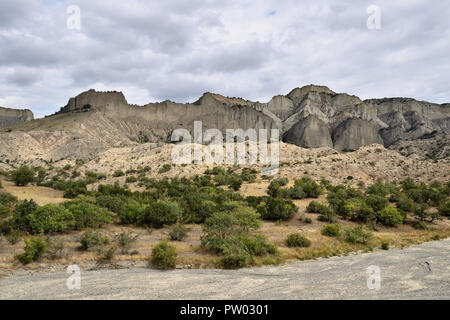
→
(1, 238, 448, 300)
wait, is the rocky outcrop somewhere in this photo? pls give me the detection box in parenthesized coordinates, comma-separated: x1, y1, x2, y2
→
(1, 85, 448, 162)
(332, 119, 383, 151)
(0, 106, 34, 128)
(284, 115, 333, 148)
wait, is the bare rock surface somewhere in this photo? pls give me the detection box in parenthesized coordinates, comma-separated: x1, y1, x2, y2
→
(0, 106, 33, 128)
(0, 85, 449, 162)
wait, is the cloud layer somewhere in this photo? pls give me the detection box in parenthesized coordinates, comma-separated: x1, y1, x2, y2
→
(0, 0, 449, 117)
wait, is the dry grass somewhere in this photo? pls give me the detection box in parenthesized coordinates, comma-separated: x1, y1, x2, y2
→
(0, 180, 66, 205)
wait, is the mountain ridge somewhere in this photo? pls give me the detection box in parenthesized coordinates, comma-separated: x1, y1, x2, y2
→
(0, 84, 448, 162)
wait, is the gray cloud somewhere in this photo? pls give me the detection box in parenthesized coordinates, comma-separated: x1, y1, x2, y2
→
(0, 0, 449, 118)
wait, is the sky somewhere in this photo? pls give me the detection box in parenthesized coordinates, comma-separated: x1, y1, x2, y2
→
(0, 0, 449, 118)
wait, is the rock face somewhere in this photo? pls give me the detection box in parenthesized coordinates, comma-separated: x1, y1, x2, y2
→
(284, 116, 333, 148)
(0, 106, 34, 128)
(1, 85, 449, 162)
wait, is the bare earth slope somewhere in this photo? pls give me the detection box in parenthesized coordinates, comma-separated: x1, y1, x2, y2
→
(1, 238, 448, 300)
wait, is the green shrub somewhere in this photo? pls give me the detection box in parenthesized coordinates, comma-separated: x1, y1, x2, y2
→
(306, 201, 328, 214)
(11, 199, 38, 231)
(241, 168, 257, 183)
(287, 184, 306, 199)
(201, 206, 261, 253)
(376, 206, 404, 227)
(318, 209, 337, 223)
(303, 217, 312, 224)
(28, 204, 75, 234)
(96, 246, 117, 263)
(321, 224, 341, 237)
(10, 166, 35, 186)
(16, 235, 48, 265)
(396, 196, 416, 212)
(79, 230, 109, 251)
(285, 233, 311, 248)
(229, 174, 243, 191)
(219, 241, 252, 269)
(46, 239, 67, 260)
(240, 234, 277, 256)
(0, 192, 18, 206)
(295, 177, 322, 198)
(150, 240, 177, 270)
(412, 220, 428, 230)
(63, 198, 113, 229)
(112, 170, 125, 177)
(169, 224, 189, 241)
(257, 198, 297, 221)
(6, 229, 21, 244)
(137, 200, 182, 228)
(345, 226, 373, 245)
(438, 200, 450, 217)
(381, 241, 389, 250)
(158, 164, 172, 174)
(125, 176, 138, 183)
(365, 194, 389, 212)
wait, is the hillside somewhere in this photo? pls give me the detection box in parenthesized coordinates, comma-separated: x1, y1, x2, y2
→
(0, 85, 449, 163)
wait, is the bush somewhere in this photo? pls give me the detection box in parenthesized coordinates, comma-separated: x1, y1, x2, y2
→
(112, 170, 125, 177)
(285, 233, 311, 248)
(63, 198, 113, 229)
(219, 241, 252, 269)
(318, 209, 337, 223)
(365, 194, 389, 212)
(412, 220, 428, 230)
(201, 205, 262, 254)
(96, 246, 117, 263)
(11, 199, 38, 231)
(376, 206, 404, 227)
(79, 230, 109, 251)
(240, 168, 257, 183)
(257, 198, 297, 221)
(150, 240, 177, 270)
(306, 201, 328, 214)
(16, 235, 48, 265)
(345, 226, 373, 245)
(158, 164, 172, 174)
(27, 204, 75, 234)
(321, 224, 341, 237)
(137, 200, 182, 228)
(125, 176, 138, 183)
(169, 224, 189, 241)
(303, 217, 312, 224)
(438, 200, 450, 217)
(240, 234, 277, 256)
(296, 177, 322, 198)
(381, 241, 389, 250)
(10, 166, 35, 186)
(0, 192, 16, 207)
(229, 174, 243, 191)
(115, 231, 139, 254)
(288, 184, 306, 199)
(6, 229, 21, 244)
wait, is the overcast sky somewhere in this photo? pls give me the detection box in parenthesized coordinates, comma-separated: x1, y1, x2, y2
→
(0, 0, 449, 118)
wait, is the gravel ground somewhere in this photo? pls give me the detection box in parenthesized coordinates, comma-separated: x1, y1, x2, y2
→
(1, 239, 449, 300)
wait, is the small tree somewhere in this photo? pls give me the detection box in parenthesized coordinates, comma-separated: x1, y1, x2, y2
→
(10, 166, 35, 186)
